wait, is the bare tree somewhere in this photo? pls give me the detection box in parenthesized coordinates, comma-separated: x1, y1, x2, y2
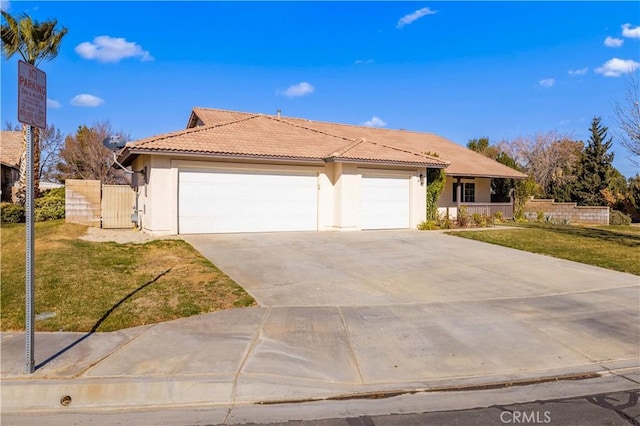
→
(56, 121, 130, 184)
(5, 121, 64, 183)
(498, 131, 583, 201)
(614, 73, 640, 166)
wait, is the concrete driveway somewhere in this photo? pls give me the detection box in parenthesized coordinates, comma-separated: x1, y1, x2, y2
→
(179, 230, 639, 396)
(2, 230, 638, 414)
(183, 230, 637, 306)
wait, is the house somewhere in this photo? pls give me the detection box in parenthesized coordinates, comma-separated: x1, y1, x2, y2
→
(1, 131, 23, 203)
(117, 108, 526, 235)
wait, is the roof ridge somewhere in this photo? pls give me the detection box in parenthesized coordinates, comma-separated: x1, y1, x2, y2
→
(132, 115, 261, 147)
(266, 116, 448, 165)
(330, 138, 448, 166)
(327, 138, 365, 158)
(191, 107, 444, 138)
(192, 106, 256, 116)
(365, 139, 450, 165)
(264, 115, 356, 144)
(286, 116, 442, 137)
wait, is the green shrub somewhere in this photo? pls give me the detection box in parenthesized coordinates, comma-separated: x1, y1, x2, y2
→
(493, 211, 504, 223)
(417, 220, 438, 230)
(40, 187, 65, 199)
(426, 168, 446, 221)
(1, 202, 25, 223)
(609, 210, 631, 226)
(457, 206, 470, 227)
(35, 196, 65, 221)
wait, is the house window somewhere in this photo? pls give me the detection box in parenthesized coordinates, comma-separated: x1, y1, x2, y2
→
(453, 182, 475, 203)
(464, 183, 475, 202)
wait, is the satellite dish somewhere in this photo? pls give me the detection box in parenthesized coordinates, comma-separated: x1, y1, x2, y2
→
(102, 135, 127, 151)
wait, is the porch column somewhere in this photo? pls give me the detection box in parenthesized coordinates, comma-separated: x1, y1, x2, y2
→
(456, 177, 462, 209)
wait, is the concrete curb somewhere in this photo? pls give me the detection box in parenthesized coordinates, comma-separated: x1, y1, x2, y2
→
(3, 361, 637, 413)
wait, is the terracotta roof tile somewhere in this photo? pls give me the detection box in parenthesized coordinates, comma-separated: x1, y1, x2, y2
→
(127, 114, 448, 167)
(1, 131, 23, 168)
(124, 107, 525, 177)
(187, 108, 255, 128)
(191, 108, 525, 178)
(280, 118, 526, 178)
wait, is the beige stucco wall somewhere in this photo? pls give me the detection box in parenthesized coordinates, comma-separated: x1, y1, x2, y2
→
(133, 155, 427, 235)
(439, 176, 491, 208)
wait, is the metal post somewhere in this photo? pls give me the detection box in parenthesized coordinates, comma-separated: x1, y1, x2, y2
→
(25, 124, 35, 374)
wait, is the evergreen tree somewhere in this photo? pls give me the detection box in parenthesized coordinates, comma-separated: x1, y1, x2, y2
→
(573, 117, 615, 206)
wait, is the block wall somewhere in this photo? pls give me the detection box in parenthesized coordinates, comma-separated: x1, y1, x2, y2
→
(524, 198, 609, 225)
(65, 179, 101, 227)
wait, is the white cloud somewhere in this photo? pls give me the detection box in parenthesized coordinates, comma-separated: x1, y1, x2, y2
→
(568, 67, 588, 76)
(595, 58, 640, 77)
(278, 82, 314, 98)
(354, 59, 374, 65)
(75, 36, 154, 63)
(46, 99, 61, 109)
(70, 94, 105, 107)
(362, 116, 387, 127)
(622, 23, 640, 39)
(538, 78, 555, 88)
(604, 36, 624, 47)
(0, 1, 10, 11)
(397, 7, 437, 29)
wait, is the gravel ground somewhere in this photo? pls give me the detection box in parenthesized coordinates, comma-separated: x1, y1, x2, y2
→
(80, 227, 179, 244)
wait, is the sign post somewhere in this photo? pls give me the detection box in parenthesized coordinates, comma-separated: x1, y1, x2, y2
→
(18, 60, 46, 374)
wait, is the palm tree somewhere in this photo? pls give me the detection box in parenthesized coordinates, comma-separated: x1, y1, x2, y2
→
(1, 11, 67, 202)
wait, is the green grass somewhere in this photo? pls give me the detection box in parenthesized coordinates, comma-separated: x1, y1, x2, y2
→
(448, 223, 640, 275)
(1, 220, 255, 332)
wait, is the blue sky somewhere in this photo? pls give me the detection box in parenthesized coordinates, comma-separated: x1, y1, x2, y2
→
(2, 1, 639, 178)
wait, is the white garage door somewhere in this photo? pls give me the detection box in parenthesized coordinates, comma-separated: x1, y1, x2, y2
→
(179, 170, 318, 234)
(360, 175, 410, 230)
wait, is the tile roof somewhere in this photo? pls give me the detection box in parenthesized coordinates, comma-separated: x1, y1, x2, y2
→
(1, 131, 23, 168)
(187, 108, 254, 128)
(123, 107, 527, 178)
(281, 118, 526, 178)
(189, 108, 526, 178)
(124, 114, 448, 168)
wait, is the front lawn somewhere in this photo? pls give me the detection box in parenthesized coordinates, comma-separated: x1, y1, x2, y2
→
(448, 223, 640, 275)
(0, 220, 255, 332)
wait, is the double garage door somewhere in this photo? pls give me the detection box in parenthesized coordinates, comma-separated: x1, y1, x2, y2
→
(179, 169, 318, 234)
(178, 169, 411, 234)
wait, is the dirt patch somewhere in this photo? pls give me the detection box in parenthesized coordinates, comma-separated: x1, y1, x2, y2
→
(80, 227, 180, 244)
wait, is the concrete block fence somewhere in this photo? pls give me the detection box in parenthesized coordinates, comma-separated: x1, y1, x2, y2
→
(524, 199, 609, 225)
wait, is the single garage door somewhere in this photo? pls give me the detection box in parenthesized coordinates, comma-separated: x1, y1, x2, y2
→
(360, 175, 410, 229)
(179, 169, 318, 234)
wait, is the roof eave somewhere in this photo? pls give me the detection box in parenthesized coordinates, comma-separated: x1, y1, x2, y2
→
(326, 157, 448, 168)
(120, 149, 327, 165)
(446, 171, 528, 179)
(0, 161, 20, 169)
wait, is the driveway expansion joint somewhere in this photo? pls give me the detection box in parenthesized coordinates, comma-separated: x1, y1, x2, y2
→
(76, 324, 158, 379)
(337, 306, 365, 385)
(224, 306, 271, 424)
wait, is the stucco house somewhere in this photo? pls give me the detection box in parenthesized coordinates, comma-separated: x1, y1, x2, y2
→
(1, 131, 23, 202)
(117, 108, 526, 235)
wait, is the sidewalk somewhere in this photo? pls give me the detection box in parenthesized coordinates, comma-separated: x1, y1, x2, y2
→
(2, 298, 639, 414)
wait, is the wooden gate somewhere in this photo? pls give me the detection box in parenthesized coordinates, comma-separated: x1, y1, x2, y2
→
(101, 185, 135, 228)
